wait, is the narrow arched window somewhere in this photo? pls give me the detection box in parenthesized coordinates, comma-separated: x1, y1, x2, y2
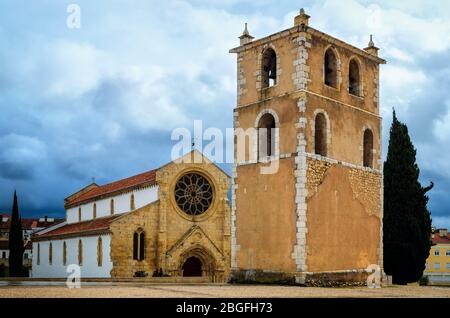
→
(110, 199, 115, 215)
(93, 203, 97, 219)
(49, 242, 53, 265)
(78, 240, 83, 266)
(63, 241, 67, 266)
(130, 194, 135, 211)
(324, 48, 338, 88)
(37, 243, 40, 265)
(139, 232, 145, 261)
(133, 229, 145, 261)
(97, 237, 103, 267)
(78, 207, 81, 222)
(133, 232, 138, 260)
(257, 113, 276, 159)
(261, 48, 277, 88)
(315, 113, 328, 156)
(349, 59, 361, 96)
(363, 129, 374, 168)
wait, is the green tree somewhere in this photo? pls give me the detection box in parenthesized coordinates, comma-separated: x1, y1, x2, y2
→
(383, 110, 433, 284)
(8, 191, 24, 277)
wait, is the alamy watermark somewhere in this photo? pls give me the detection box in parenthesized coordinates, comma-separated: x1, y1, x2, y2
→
(66, 264, 81, 288)
(171, 120, 279, 174)
(366, 264, 382, 288)
(66, 4, 81, 29)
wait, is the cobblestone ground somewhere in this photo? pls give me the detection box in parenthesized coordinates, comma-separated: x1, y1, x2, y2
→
(0, 283, 449, 298)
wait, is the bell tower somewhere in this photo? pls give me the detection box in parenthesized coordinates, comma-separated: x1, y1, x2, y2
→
(230, 9, 386, 284)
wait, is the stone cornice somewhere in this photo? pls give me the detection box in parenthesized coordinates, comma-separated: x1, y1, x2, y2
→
(235, 89, 382, 119)
(230, 25, 386, 65)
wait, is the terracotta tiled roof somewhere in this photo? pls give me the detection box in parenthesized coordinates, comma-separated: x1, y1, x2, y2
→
(432, 233, 450, 245)
(65, 169, 158, 208)
(34, 215, 122, 241)
(0, 214, 64, 230)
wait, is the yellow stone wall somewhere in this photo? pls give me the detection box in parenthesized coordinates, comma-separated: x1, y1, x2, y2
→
(235, 159, 297, 272)
(110, 202, 160, 277)
(306, 158, 382, 272)
(425, 243, 450, 273)
(231, 12, 383, 278)
(110, 153, 231, 282)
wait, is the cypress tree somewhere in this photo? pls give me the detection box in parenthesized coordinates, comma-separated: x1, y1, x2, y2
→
(8, 191, 24, 277)
(383, 110, 433, 284)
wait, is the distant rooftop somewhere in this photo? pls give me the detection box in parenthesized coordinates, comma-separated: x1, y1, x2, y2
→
(432, 228, 450, 245)
(0, 214, 64, 230)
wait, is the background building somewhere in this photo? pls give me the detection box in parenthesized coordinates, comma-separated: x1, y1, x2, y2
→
(423, 228, 450, 285)
(0, 214, 62, 276)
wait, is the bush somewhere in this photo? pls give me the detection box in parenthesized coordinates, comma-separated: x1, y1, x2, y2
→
(133, 271, 148, 278)
(419, 276, 429, 286)
(152, 268, 170, 277)
(0, 264, 5, 277)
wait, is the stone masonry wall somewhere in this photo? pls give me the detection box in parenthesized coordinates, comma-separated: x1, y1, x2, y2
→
(306, 157, 382, 272)
(110, 153, 231, 282)
(110, 202, 160, 278)
(156, 155, 231, 282)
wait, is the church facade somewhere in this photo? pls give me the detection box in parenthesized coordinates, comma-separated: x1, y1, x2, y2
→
(32, 151, 231, 282)
(230, 10, 385, 283)
(31, 8, 386, 285)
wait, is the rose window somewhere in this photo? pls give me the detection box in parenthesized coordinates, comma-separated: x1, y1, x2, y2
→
(174, 173, 213, 216)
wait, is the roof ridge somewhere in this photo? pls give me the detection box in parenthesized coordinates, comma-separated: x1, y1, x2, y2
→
(65, 168, 159, 207)
(93, 168, 159, 190)
(33, 214, 122, 240)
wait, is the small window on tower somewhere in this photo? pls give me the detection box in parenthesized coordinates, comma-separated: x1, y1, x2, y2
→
(93, 203, 97, 219)
(257, 113, 276, 159)
(349, 59, 361, 96)
(261, 48, 277, 88)
(324, 48, 338, 88)
(363, 129, 374, 168)
(314, 113, 328, 156)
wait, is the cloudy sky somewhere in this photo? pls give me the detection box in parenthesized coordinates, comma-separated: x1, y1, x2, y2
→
(0, 0, 449, 227)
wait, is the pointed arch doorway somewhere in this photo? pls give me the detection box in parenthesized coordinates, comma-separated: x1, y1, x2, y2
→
(179, 246, 216, 280)
(182, 256, 203, 277)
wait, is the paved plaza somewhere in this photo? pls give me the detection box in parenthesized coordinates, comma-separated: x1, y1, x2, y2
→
(0, 282, 449, 298)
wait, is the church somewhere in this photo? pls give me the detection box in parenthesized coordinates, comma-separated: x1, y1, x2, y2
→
(31, 151, 231, 282)
(230, 9, 385, 284)
(32, 8, 385, 285)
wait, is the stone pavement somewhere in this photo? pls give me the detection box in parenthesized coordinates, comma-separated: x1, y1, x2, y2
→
(0, 282, 449, 298)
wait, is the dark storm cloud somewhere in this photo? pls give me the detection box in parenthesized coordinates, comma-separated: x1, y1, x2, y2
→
(0, 0, 448, 229)
(0, 161, 34, 180)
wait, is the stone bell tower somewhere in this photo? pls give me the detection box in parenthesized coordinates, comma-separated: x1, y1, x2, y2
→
(230, 9, 386, 284)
